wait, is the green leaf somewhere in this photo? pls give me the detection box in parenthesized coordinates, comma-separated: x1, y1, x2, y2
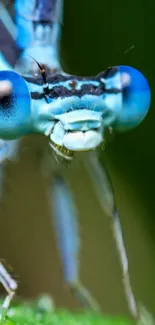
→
(0, 296, 133, 325)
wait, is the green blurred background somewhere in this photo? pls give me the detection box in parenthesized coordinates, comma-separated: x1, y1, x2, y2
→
(0, 0, 155, 319)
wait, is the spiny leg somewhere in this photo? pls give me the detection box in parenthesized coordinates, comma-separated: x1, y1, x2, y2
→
(49, 173, 100, 312)
(0, 263, 17, 320)
(85, 152, 140, 320)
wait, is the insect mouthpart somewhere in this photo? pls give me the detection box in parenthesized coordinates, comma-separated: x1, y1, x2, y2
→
(48, 109, 104, 159)
(49, 139, 74, 160)
(49, 124, 103, 160)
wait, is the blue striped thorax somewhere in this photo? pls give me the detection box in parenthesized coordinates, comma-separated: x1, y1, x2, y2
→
(0, 65, 151, 160)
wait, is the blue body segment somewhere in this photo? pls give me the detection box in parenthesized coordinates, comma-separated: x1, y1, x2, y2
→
(15, 0, 62, 72)
(15, 0, 36, 49)
(50, 175, 80, 283)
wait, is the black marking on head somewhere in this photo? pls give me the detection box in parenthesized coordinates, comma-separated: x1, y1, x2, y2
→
(24, 66, 119, 85)
(25, 65, 121, 101)
(31, 83, 121, 100)
(97, 66, 118, 80)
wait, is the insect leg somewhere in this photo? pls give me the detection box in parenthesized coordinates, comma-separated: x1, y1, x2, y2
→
(85, 152, 140, 320)
(0, 139, 21, 200)
(0, 263, 17, 320)
(49, 174, 100, 312)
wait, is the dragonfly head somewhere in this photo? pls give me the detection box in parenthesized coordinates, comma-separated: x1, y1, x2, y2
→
(35, 66, 150, 160)
(0, 66, 150, 161)
(39, 69, 122, 160)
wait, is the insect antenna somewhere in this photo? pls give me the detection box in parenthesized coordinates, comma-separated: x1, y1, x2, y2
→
(28, 55, 50, 96)
(28, 56, 64, 102)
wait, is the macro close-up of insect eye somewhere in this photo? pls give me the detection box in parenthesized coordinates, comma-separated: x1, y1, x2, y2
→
(0, 1, 155, 325)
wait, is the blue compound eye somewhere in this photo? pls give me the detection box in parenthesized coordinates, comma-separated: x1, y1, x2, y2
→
(113, 65, 151, 131)
(0, 70, 31, 139)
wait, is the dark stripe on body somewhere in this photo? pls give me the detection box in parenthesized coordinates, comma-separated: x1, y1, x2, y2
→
(23, 66, 118, 85)
(31, 84, 121, 100)
(23, 66, 120, 100)
(0, 20, 21, 67)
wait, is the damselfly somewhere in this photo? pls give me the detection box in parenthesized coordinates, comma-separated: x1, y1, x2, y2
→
(0, 0, 151, 322)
